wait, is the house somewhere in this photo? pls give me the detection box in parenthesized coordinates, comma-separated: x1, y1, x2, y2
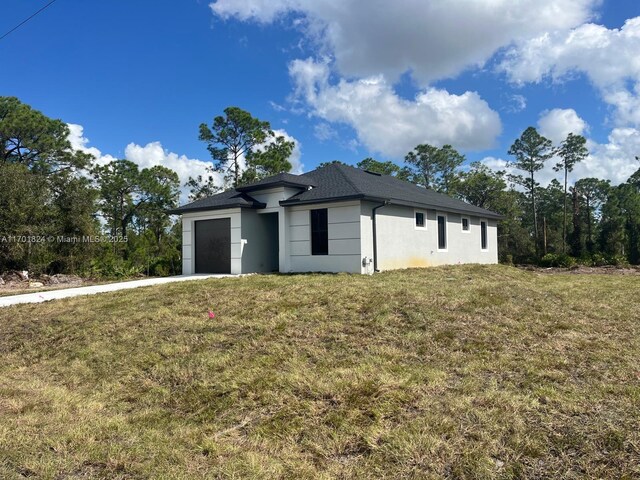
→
(168, 163, 502, 274)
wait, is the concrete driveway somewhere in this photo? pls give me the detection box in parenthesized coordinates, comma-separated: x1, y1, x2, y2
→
(0, 274, 232, 308)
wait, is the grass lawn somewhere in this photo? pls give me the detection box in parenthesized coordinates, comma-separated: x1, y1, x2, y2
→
(0, 265, 639, 479)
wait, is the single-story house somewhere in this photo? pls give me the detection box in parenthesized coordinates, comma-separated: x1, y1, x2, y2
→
(169, 163, 502, 274)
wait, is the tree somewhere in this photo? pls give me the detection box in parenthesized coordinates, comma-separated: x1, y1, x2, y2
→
(240, 134, 294, 185)
(568, 187, 584, 257)
(554, 133, 588, 253)
(537, 180, 566, 254)
(93, 160, 179, 240)
(456, 162, 507, 211)
(598, 177, 640, 264)
(404, 144, 464, 192)
(0, 163, 52, 271)
(136, 165, 180, 242)
(574, 178, 610, 253)
(623, 168, 640, 264)
(508, 127, 555, 257)
(629, 165, 640, 189)
(405, 144, 440, 188)
(0, 97, 97, 273)
(199, 107, 291, 188)
(49, 173, 100, 273)
(185, 166, 221, 202)
(318, 160, 348, 168)
(435, 145, 465, 194)
(1, 96, 90, 173)
(93, 160, 141, 238)
(356, 157, 412, 180)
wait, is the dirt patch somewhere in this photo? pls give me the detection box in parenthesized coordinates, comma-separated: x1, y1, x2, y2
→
(517, 264, 640, 275)
(0, 271, 87, 295)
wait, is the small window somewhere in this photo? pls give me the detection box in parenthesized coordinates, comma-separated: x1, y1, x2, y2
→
(437, 215, 447, 250)
(415, 211, 425, 228)
(481, 220, 488, 250)
(461, 217, 470, 232)
(311, 208, 328, 255)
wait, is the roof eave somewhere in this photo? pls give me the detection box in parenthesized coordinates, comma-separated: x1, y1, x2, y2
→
(236, 180, 316, 193)
(280, 194, 502, 219)
(279, 193, 365, 206)
(377, 197, 504, 219)
(166, 202, 266, 215)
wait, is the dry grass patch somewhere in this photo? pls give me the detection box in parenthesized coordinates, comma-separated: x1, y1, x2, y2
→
(0, 265, 639, 479)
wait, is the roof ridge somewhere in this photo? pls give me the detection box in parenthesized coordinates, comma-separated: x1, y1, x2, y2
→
(333, 163, 365, 195)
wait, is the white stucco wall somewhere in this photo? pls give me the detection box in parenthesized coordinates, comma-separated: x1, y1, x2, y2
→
(361, 201, 498, 270)
(249, 187, 304, 212)
(360, 201, 375, 274)
(181, 208, 242, 275)
(286, 200, 362, 273)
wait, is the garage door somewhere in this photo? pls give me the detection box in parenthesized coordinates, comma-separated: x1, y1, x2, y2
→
(194, 218, 231, 274)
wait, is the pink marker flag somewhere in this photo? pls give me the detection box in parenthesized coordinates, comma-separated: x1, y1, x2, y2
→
(208, 310, 215, 319)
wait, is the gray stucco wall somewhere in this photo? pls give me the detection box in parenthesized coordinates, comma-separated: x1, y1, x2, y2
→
(286, 200, 362, 273)
(241, 209, 279, 273)
(361, 201, 498, 270)
(181, 208, 242, 275)
(181, 199, 498, 275)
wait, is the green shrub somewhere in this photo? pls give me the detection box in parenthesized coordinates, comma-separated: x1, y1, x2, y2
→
(89, 257, 144, 279)
(590, 253, 608, 267)
(539, 253, 577, 268)
(606, 254, 630, 267)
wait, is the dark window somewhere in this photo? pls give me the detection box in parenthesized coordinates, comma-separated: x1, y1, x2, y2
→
(437, 215, 447, 250)
(415, 212, 425, 228)
(311, 208, 328, 255)
(462, 217, 469, 231)
(481, 221, 488, 250)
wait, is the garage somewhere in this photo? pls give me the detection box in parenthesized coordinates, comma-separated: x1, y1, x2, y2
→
(194, 218, 231, 274)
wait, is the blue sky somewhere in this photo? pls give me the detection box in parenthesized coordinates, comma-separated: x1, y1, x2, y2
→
(2, 0, 640, 193)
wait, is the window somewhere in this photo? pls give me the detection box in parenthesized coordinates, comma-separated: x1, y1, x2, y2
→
(461, 216, 470, 232)
(310, 208, 328, 255)
(481, 220, 488, 250)
(437, 215, 447, 250)
(415, 211, 425, 228)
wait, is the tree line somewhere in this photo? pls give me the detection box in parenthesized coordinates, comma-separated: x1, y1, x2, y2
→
(0, 99, 297, 276)
(336, 129, 640, 266)
(2, 96, 639, 276)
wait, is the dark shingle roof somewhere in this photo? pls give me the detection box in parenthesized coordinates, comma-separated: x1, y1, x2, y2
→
(235, 172, 315, 192)
(169, 163, 502, 219)
(167, 189, 265, 214)
(281, 163, 502, 219)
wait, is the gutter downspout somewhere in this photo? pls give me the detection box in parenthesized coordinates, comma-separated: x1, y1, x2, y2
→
(372, 200, 390, 272)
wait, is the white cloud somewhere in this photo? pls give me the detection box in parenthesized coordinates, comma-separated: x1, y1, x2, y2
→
(505, 94, 527, 113)
(501, 17, 640, 127)
(537, 108, 588, 144)
(211, 0, 597, 84)
(484, 123, 640, 187)
(575, 128, 640, 184)
(480, 156, 512, 175)
(123, 142, 223, 202)
(314, 122, 337, 142)
(289, 58, 501, 157)
(68, 124, 303, 202)
(67, 123, 117, 167)
(496, 19, 640, 186)
(269, 100, 287, 112)
(68, 123, 220, 202)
